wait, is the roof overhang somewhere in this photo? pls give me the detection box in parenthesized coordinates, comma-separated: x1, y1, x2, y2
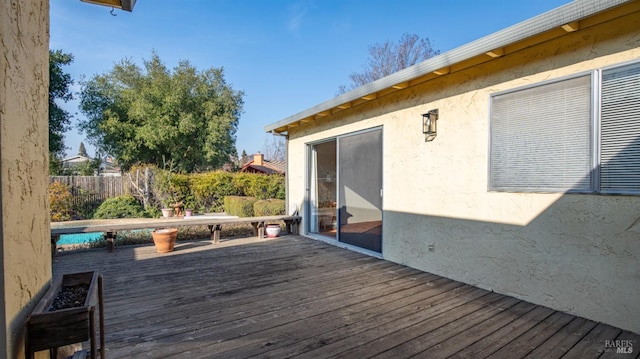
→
(264, 0, 635, 135)
(80, 0, 136, 12)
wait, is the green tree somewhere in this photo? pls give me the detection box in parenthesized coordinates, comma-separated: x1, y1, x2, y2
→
(60, 158, 100, 176)
(49, 154, 64, 175)
(78, 141, 88, 157)
(338, 33, 439, 94)
(240, 149, 249, 166)
(78, 51, 244, 173)
(49, 49, 75, 158)
(73, 158, 100, 176)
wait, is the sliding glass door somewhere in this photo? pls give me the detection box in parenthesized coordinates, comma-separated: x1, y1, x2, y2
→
(309, 140, 337, 237)
(308, 128, 382, 253)
(338, 129, 383, 252)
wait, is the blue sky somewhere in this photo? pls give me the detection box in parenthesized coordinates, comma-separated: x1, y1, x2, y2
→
(50, 0, 570, 159)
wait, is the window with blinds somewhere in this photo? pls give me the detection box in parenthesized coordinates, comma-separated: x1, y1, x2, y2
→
(600, 63, 640, 194)
(490, 74, 592, 192)
(489, 60, 640, 194)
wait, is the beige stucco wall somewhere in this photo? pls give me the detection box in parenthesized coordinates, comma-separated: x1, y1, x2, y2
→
(1, 1, 52, 358)
(286, 12, 640, 334)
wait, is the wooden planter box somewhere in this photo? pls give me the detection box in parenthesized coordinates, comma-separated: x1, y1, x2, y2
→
(25, 271, 105, 359)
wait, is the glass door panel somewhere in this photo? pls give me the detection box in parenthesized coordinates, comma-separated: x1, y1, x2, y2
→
(338, 129, 383, 252)
(309, 140, 337, 237)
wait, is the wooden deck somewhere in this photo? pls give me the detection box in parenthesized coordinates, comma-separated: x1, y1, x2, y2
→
(52, 235, 639, 359)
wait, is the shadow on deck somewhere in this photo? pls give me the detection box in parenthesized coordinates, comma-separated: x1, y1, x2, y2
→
(52, 235, 639, 359)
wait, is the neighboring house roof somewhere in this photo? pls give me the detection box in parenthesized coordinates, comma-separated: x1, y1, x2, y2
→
(61, 154, 122, 175)
(265, 0, 633, 134)
(241, 153, 285, 175)
(101, 157, 122, 175)
(62, 154, 91, 166)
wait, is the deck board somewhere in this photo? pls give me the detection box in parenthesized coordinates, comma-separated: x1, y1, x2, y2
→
(51, 235, 640, 358)
(523, 316, 598, 359)
(476, 309, 566, 359)
(562, 323, 623, 359)
(349, 294, 519, 359)
(414, 302, 544, 358)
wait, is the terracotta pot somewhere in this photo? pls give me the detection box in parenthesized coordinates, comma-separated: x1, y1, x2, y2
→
(265, 224, 281, 238)
(152, 228, 178, 253)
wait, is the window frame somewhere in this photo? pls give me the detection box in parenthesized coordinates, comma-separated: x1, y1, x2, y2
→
(488, 71, 596, 193)
(488, 59, 640, 195)
(598, 59, 640, 195)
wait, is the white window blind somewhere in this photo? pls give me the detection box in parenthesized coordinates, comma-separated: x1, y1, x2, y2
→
(490, 75, 592, 192)
(600, 63, 640, 193)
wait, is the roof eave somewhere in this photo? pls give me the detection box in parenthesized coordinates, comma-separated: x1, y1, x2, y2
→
(264, 0, 631, 134)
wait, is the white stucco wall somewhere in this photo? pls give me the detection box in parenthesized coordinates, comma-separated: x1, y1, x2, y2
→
(286, 12, 640, 334)
(1, 1, 52, 358)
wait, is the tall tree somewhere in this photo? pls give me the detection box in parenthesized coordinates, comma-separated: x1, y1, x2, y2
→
(49, 49, 75, 157)
(78, 52, 244, 173)
(78, 141, 88, 157)
(240, 149, 249, 166)
(338, 33, 440, 94)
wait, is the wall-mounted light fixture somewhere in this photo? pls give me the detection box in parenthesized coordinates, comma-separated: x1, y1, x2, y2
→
(422, 109, 439, 142)
(80, 0, 136, 12)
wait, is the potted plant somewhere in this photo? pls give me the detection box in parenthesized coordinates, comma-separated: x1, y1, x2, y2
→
(265, 224, 281, 238)
(183, 194, 197, 217)
(161, 208, 173, 218)
(158, 189, 179, 218)
(158, 193, 176, 218)
(151, 228, 178, 253)
(160, 194, 182, 218)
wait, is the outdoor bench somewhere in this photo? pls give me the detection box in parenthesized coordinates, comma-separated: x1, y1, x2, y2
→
(50, 214, 301, 254)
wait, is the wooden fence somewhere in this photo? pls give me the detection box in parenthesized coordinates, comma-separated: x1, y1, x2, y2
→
(50, 176, 129, 197)
(50, 176, 136, 217)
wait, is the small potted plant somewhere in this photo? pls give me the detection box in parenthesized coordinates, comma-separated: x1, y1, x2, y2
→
(161, 208, 173, 218)
(158, 183, 181, 218)
(160, 194, 181, 218)
(160, 195, 176, 218)
(183, 195, 196, 217)
(265, 223, 281, 238)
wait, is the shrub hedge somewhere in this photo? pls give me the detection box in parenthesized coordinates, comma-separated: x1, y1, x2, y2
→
(224, 196, 258, 217)
(93, 195, 149, 219)
(190, 171, 236, 212)
(50, 169, 287, 222)
(254, 199, 285, 216)
(49, 181, 73, 222)
(153, 170, 191, 208)
(151, 169, 285, 214)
